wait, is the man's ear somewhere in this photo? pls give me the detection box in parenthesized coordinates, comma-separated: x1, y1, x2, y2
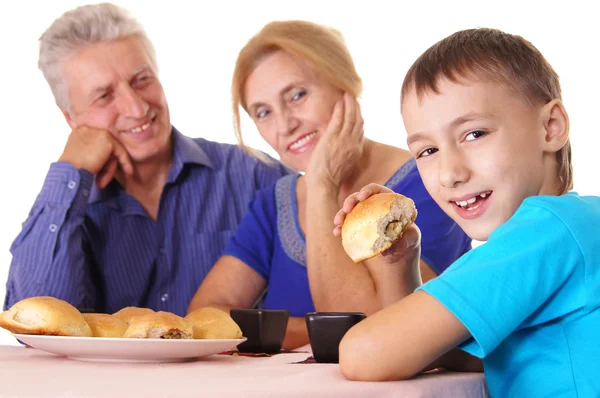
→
(61, 107, 78, 130)
(541, 99, 570, 153)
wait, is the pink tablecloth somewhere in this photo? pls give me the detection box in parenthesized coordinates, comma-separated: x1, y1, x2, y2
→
(0, 345, 489, 397)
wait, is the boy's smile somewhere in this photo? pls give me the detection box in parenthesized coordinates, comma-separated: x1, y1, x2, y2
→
(402, 78, 565, 241)
(450, 190, 493, 220)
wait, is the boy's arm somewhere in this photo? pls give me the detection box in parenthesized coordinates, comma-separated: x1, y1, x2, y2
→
(332, 184, 430, 307)
(339, 290, 475, 381)
(426, 347, 483, 373)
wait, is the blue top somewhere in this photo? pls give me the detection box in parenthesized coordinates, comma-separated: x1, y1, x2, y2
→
(4, 127, 291, 316)
(419, 193, 600, 397)
(225, 159, 472, 316)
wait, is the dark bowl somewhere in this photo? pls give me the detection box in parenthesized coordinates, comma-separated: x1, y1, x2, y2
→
(305, 312, 366, 363)
(230, 309, 289, 354)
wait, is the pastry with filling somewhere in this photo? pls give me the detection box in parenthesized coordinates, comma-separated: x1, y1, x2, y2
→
(341, 193, 418, 263)
(185, 307, 243, 339)
(123, 311, 193, 339)
(0, 296, 92, 337)
(83, 313, 129, 338)
(112, 306, 155, 325)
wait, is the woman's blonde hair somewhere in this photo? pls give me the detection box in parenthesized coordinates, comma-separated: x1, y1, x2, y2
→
(232, 20, 362, 159)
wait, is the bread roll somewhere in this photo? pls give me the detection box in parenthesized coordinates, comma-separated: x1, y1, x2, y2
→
(82, 313, 129, 338)
(185, 307, 243, 339)
(0, 296, 92, 337)
(341, 193, 418, 263)
(112, 306, 155, 325)
(123, 311, 193, 339)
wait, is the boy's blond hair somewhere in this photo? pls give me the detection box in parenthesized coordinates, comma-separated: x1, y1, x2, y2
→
(401, 28, 573, 194)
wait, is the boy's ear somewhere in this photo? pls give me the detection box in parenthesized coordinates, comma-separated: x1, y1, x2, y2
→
(541, 99, 570, 153)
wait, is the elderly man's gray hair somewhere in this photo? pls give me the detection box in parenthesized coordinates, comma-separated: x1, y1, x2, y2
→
(38, 3, 158, 112)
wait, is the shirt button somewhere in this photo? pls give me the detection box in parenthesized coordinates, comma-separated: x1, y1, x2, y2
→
(161, 293, 169, 302)
(49, 224, 58, 232)
(82, 189, 89, 197)
(159, 247, 166, 255)
(67, 180, 77, 189)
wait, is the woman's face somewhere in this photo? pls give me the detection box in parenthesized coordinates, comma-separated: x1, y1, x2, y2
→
(244, 50, 343, 171)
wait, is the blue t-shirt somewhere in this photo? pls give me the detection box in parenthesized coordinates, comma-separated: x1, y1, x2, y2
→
(419, 193, 600, 397)
(225, 159, 471, 317)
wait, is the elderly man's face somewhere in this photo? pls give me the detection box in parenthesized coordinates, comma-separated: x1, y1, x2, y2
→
(62, 35, 171, 164)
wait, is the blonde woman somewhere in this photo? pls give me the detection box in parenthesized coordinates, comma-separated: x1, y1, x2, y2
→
(189, 21, 471, 349)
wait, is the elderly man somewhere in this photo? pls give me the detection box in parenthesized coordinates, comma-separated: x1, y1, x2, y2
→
(3, 3, 289, 315)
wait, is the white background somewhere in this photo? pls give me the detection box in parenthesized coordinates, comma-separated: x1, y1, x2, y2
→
(0, 0, 598, 345)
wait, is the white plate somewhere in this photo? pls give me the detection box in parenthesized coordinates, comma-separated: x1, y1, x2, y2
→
(13, 333, 246, 363)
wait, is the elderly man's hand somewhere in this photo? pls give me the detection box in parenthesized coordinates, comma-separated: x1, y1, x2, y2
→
(59, 126, 134, 188)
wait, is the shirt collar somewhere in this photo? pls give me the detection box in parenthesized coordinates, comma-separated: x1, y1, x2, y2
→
(167, 126, 213, 184)
(89, 126, 212, 206)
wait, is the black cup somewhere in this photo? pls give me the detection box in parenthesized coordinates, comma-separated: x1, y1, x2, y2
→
(305, 312, 366, 363)
(230, 309, 289, 354)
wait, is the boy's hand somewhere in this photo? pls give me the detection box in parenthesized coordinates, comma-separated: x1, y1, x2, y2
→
(333, 183, 394, 236)
(379, 223, 421, 266)
(334, 184, 421, 269)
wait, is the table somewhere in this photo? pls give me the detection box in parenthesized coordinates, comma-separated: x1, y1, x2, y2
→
(0, 345, 489, 397)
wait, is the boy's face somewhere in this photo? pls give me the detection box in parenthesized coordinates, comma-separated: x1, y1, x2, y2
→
(403, 78, 562, 241)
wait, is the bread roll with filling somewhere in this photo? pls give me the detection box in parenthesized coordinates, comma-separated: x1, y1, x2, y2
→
(123, 311, 193, 339)
(0, 296, 92, 337)
(112, 306, 155, 325)
(341, 193, 418, 263)
(82, 313, 129, 338)
(185, 307, 243, 339)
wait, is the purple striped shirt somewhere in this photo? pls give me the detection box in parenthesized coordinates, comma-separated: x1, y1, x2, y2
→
(4, 127, 290, 316)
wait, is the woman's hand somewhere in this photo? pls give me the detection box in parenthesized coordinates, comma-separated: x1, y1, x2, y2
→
(306, 92, 364, 190)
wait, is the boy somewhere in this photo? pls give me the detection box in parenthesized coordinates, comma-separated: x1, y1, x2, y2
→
(333, 28, 600, 397)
